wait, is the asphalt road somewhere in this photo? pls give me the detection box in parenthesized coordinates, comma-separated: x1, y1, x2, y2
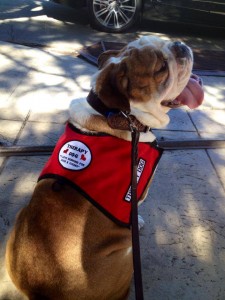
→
(0, 0, 225, 54)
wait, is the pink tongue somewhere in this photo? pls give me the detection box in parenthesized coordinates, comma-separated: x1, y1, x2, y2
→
(176, 75, 204, 109)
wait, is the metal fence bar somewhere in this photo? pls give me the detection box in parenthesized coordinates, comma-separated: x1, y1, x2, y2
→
(0, 146, 55, 157)
(158, 139, 225, 150)
(0, 140, 225, 157)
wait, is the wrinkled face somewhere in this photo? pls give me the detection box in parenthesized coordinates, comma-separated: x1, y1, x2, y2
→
(92, 36, 193, 113)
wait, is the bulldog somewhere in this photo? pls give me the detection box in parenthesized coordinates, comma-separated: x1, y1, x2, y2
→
(6, 36, 204, 300)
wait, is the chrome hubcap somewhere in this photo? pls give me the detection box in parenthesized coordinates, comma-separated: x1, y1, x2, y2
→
(93, 0, 137, 29)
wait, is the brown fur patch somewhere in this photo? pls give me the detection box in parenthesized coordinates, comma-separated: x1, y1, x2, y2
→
(95, 46, 169, 111)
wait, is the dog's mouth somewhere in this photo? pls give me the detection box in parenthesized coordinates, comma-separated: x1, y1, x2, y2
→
(161, 74, 204, 109)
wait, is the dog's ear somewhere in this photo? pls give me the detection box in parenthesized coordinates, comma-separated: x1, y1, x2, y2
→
(95, 60, 130, 112)
(98, 50, 122, 69)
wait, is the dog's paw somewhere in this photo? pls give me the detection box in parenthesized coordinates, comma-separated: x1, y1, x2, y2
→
(138, 215, 145, 230)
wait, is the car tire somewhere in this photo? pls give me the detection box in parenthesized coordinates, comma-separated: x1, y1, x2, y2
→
(87, 0, 142, 33)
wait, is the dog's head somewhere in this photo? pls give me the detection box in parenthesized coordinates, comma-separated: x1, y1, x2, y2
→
(91, 36, 204, 128)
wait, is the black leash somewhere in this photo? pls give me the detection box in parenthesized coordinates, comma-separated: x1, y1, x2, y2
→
(122, 111, 144, 300)
(130, 126, 144, 300)
(87, 92, 147, 299)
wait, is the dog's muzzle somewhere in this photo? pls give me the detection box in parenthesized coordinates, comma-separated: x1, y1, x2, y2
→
(170, 41, 192, 59)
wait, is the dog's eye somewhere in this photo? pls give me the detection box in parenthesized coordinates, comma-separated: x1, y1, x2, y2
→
(154, 59, 169, 82)
(139, 85, 149, 89)
(154, 60, 168, 75)
(158, 60, 168, 73)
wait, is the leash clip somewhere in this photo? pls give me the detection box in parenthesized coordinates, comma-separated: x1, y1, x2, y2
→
(120, 111, 137, 133)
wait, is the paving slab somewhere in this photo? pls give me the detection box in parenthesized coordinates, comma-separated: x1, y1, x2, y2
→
(0, 156, 48, 221)
(0, 156, 48, 300)
(200, 132, 225, 140)
(0, 158, 4, 168)
(0, 42, 96, 79)
(199, 76, 225, 110)
(17, 121, 64, 146)
(189, 109, 225, 134)
(11, 72, 74, 124)
(207, 149, 225, 190)
(0, 44, 29, 107)
(162, 108, 197, 131)
(0, 41, 96, 123)
(0, 120, 23, 146)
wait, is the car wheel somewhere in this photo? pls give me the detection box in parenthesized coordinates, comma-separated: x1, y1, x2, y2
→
(88, 0, 142, 33)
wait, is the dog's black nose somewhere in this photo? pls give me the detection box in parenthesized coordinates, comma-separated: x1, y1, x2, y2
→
(171, 41, 191, 58)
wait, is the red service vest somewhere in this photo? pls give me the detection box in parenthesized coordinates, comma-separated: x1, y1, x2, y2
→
(38, 123, 163, 227)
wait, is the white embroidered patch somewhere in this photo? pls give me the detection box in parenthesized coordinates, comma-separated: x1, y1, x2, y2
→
(124, 158, 146, 202)
(58, 141, 92, 170)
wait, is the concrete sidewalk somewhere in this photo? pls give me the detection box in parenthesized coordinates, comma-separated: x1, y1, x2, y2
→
(0, 40, 225, 300)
